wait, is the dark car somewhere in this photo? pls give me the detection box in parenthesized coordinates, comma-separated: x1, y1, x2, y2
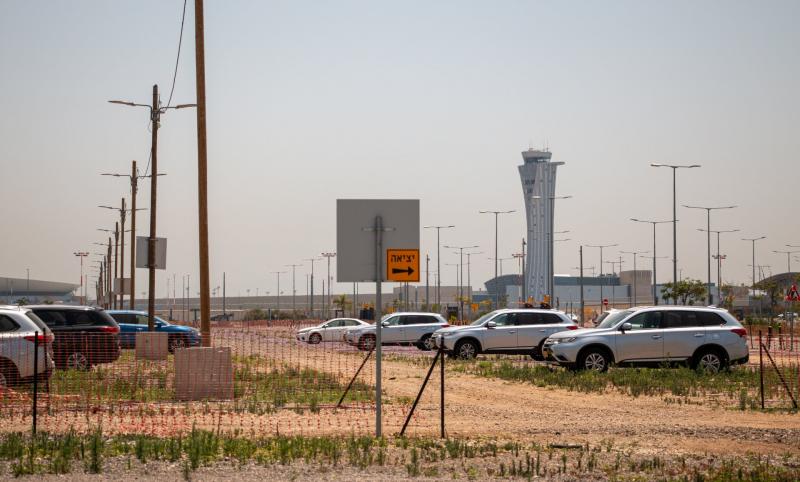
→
(106, 310, 201, 352)
(28, 305, 121, 370)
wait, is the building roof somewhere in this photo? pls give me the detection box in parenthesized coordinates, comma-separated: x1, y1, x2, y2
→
(0, 277, 78, 296)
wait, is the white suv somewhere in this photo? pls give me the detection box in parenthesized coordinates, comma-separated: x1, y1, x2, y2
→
(543, 306, 749, 372)
(345, 312, 449, 351)
(0, 307, 55, 388)
(433, 309, 578, 359)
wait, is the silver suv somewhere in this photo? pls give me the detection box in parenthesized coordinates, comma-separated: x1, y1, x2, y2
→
(433, 309, 578, 359)
(543, 306, 749, 372)
(0, 306, 55, 388)
(345, 312, 449, 351)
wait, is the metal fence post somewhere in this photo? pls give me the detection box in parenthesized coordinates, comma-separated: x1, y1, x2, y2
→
(440, 345, 445, 439)
(32, 331, 38, 435)
(759, 331, 765, 410)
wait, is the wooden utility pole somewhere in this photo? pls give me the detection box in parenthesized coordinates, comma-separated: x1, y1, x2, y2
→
(147, 84, 159, 330)
(130, 161, 138, 310)
(194, 0, 211, 346)
(119, 197, 126, 309)
(113, 222, 119, 309)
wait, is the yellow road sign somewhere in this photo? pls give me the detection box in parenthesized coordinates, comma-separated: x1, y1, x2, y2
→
(386, 249, 420, 282)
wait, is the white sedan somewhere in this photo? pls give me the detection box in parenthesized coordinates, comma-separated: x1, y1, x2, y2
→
(296, 318, 370, 344)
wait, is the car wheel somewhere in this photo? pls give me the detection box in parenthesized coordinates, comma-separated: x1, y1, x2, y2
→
(0, 360, 19, 389)
(359, 335, 376, 352)
(454, 340, 478, 359)
(66, 352, 90, 371)
(530, 340, 547, 361)
(418, 335, 436, 351)
(693, 349, 726, 374)
(169, 336, 187, 352)
(308, 333, 322, 345)
(578, 348, 610, 372)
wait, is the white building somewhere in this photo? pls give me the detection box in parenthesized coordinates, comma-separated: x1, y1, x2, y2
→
(518, 149, 564, 302)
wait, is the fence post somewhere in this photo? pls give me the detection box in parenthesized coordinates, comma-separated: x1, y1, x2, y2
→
(336, 347, 374, 408)
(759, 331, 765, 410)
(32, 331, 38, 435)
(762, 342, 798, 409)
(400, 350, 441, 437)
(440, 345, 445, 439)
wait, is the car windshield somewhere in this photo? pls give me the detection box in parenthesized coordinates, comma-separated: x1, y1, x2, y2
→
(596, 310, 634, 329)
(470, 311, 498, 326)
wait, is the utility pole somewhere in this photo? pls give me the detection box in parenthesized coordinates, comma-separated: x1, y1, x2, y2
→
(304, 257, 322, 319)
(109, 86, 195, 330)
(424, 225, 455, 310)
(321, 252, 336, 318)
(102, 160, 152, 310)
(194, 0, 212, 346)
(285, 264, 302, 319)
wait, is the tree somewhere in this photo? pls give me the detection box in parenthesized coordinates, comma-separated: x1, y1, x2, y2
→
(660, 279, 707, 305)
(333, 294, 351, 314)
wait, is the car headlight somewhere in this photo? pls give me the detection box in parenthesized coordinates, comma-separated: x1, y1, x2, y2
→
(551, 337, 577, 345)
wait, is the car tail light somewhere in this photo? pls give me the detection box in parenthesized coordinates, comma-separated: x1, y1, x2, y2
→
(567, 325, 578, 330)
(24, 333, 54, 344)
(731, 328, 747, 338)
(98, 326, 120, 333)
(442, 324, 450, 328)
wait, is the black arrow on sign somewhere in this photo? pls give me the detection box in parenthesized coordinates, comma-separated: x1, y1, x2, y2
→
(392, 267, 415, 275)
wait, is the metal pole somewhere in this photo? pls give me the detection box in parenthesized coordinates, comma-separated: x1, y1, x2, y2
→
(113, 222, 119, 309)
(222, 272, 226, 318)
(194, 0, 212, 346)
(459, 249, 464, 320)
(579, 246, 585, 326)
(717, 234, 721, 305)
(147, 84, 159, 331)
(32, 332, 38, 435)
(759, 331, 765, 409)
(440, 344, 445, 438)
(425, 254, 430, 311)
(494, 213, 499, 308)
(672, 167, 677, 298)
(374, 215, 383, 437)
(437, 229, 441, 308)
(653, 223, 658, 305)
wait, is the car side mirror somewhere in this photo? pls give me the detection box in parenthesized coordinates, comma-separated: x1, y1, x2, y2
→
(620, 322, 632, 333)
(381, 321, 390, 327)
(486, 321, 497, 329)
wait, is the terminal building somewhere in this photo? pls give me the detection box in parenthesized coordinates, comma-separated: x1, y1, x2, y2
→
(0, 277, 79, 304)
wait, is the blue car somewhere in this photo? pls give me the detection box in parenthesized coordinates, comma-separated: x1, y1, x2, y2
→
(106, 310, 201, 352)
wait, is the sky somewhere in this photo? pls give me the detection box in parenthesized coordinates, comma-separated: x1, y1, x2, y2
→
(1, 0, 798, 299)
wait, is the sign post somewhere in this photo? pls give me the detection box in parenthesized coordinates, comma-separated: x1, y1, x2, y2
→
(336, 199, 419, 437)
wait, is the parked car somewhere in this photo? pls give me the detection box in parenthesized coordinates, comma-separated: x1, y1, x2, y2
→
(543, 306, 749, 372)
(106, 310, 201, 351)
(28, 305, 121, 370)
(433, 309, 578, 359)
(296, 318, 370, 344)
(0, 306, 55, 388)
(345, 312, 449, 351)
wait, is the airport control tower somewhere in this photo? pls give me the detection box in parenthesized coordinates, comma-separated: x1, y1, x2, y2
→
(519, 149, 564, 303)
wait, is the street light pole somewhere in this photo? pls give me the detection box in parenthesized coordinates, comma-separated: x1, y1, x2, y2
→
(304, 257, 322, 319)
(683, 204, 736, 304)
(651, 163, 701, 301)
(699, 228, 739, 305)
(466, 251, 482, 315)
(321, 252, 336, 319)
(620, 250, 649, 306)
(424, 225, 455, 310)
(479, 210, 515, 309)
(444, 245, 479, 321)
(586, 244, 618, 309)
(773, 249, 800, 274)
(108, 86, 196, 330)
(73, 252, 89, 304)
(630, 218, 671, 305)
(271, 271, 286, 314)
(742, 236, 767, 293)
(285, 263, 303, 319)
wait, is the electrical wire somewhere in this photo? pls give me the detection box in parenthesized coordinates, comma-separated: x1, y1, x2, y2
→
(166, 0, 188, 108)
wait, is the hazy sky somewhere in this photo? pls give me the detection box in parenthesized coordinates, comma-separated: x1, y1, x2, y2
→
(1, 1, 798, 298)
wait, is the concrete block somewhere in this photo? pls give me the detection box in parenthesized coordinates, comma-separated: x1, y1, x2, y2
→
(135, 332, 169, 361)
(174, 347, 234, 401)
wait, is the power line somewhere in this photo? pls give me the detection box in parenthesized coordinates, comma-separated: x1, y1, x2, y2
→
(166, 0, 188, 108)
